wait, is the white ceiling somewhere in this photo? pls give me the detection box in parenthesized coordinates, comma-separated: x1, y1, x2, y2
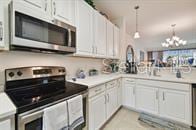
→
(94, 0, 196, 50)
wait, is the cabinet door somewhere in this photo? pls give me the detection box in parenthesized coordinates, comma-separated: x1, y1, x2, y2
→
(136, 85, 159, 115)
(117, 79, 122, 108)
(52, 0, 75, 25)
(76, 0, 93, 55)
(107, 20, 114, 57)
(123, 81, 135, 108)
(159, 89, 191, 125)
(89, 93, 106, 130)
(94, 11, 107, 57)
(22, 0, 48, 12)
(0, 1, 4, 48)
(106, 86, 118, 119)
(113, 26, 120, 58)
(0, 119, 11, 130)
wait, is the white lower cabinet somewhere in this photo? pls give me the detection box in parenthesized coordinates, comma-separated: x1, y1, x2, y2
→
(136, 84, 159, 115)
(89, 92, 106, 130)
(122, 78, 191, 125)
(122, 79, 136, 108)
(88, 79, 120, 130)
(106, 86, 118, 119)
(117, 79, 122, 108)
(0, 119, 11, 130)
(159, 89, 191, 125)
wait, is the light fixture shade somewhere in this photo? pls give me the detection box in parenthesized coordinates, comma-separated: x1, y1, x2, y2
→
(134, 31, 140, 39)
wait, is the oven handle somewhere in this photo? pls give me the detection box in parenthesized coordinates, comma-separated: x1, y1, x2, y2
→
(20, 109, 43, 121)
(19, 91, 88, 121)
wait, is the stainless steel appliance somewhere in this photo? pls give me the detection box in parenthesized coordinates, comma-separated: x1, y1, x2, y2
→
(9, 1, 76, 54)
(193, 84, 196, 128)
(125, 61, 137, 74)
(5, 66, 88, 130)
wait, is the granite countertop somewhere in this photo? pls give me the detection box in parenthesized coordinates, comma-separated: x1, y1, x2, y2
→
(0, 93, 16, 119)
(68, 73, 195, 88)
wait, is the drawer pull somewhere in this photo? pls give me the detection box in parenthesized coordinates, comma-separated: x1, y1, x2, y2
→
(104, 95, 107, 104)
(94, 88, 102, 92)
(163, 92, 165, 101)
(156, 90, 158, 100)
(133, 87, 136, 95)
(126, 80, 134, 83)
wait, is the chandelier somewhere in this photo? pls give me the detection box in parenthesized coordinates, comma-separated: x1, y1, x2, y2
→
(162, 24, 187, 47)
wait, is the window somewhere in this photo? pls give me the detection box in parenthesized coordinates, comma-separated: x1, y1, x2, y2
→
(147, 49, 196, 67)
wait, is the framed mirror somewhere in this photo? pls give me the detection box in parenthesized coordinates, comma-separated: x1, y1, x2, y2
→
(126, 45, 134, 62)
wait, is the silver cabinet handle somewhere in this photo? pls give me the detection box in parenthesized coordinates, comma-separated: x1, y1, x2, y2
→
(104, 95, 107, 104)
(126, 80, 134, 83)
(53, 2, 56, 15)
(110, 83, 114, 86)
(96, 47, 98, 54)
(163, 92, 165, 101)
(44, 0, 47, 11)
(133, 87, 135, 95)
(20, 110, 43, 121)
(0, 22, 3, 41)
(94, 88, 102, 93)
(156, 90, 158, 100)
(107, 94, 109, 102)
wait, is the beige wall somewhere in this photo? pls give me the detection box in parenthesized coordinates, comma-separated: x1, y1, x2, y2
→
(0, 51, 103, 91)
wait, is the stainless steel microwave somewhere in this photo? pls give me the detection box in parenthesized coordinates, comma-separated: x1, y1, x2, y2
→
(9, 1, 76, 54)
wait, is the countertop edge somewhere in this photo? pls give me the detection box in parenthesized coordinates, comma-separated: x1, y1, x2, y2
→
(68, 74, 195, 88)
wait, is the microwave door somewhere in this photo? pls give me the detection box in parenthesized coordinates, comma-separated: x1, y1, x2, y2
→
(19, 17, 48, 43)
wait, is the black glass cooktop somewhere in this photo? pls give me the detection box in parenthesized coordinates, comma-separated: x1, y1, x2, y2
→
(6, 78, 88, 113)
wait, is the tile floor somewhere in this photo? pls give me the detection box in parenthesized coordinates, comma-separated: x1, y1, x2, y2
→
(102, 107, 159, 130)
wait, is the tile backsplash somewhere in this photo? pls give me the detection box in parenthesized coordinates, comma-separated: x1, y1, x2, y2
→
(0, 51, 103, 91)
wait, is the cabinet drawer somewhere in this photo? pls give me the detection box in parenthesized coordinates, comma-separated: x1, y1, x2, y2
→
(89, 84, 106, 98)
(106, 80, 117, 89)
(124, 78, 136, 85)
(137, 79, 190, 91)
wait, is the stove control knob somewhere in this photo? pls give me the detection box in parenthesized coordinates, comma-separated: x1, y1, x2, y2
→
(17, 71, 23, 76)
(8, 72, 15, 77)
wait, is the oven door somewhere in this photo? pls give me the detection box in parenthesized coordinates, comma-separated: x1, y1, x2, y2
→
(193, 85, 196, 128)
(10, 1, 76, 53)
(18, 110, 43, 130)
(17, 93, 88, 130)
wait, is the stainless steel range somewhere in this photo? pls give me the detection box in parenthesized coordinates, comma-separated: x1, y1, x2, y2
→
(5, 66, 88, 130)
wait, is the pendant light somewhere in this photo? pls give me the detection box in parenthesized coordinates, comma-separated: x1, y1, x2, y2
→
(134, 5, 140, 39)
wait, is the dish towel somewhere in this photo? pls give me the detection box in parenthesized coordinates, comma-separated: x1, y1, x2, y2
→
(43, 101, 68, 130)
(67, 95, 84, 130)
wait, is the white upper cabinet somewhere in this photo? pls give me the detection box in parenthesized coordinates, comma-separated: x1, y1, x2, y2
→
(0, 1, 4, 48)
(136, 84, 159, 115)
(113, 26, 120, 58)
(107, 20, 114, 58)
(52, 0, 75, 25)
(89, 92, 106, 130)
(94, 10, 107, 57)
(21, 0, 49, 13)
(0, 119, 11, 130)
(75, 0, 93, 56)
(159, 89, 191, 125)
